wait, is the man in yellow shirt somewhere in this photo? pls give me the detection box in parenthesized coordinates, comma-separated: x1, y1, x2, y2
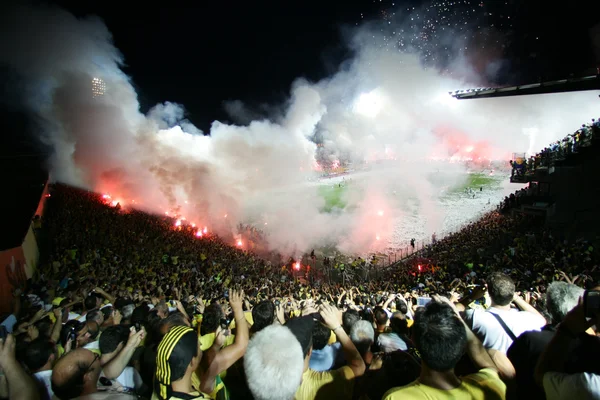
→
(290, 304, 366, 400)
(383, 296, 506, 400)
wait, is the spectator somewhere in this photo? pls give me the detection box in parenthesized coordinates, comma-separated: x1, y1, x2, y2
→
(251, 300, 275, 334)
(383, 298, 506, 399)
(0, 334, 40, 400)
(464, 272, 546, 353)
(377, 312, 409, 353)
(535, 293, 600, 399)
(244, 325, 304, 400)
(507, 282, 583, 399)
(309, 321, 342, 372)
(349, 320, 374, 361)
(291, 304, 366, 400)
(21, 338, 55, 400)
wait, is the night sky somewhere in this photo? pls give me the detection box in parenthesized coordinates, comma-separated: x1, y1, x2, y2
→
(45, 0, 600, 130)
(0, 0, 599, 158)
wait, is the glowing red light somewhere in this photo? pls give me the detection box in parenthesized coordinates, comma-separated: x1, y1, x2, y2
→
(203, 227, 208, 234)
(175, 220, 182, 227)
(195, 231, 202, 237)
(191, 223, 196, 228)
(418, 265, 422, 272)
(294, 262, 301, 270)
(237, 239, 243, 247)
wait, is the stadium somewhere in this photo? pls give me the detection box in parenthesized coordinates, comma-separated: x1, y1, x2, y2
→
(0, 2, 599, 400)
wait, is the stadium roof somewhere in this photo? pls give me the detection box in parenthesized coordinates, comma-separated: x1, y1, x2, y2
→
(451, 75, 600, 100)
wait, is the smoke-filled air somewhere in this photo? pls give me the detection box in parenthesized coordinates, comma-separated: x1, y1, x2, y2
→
(1, 4, 598, 257)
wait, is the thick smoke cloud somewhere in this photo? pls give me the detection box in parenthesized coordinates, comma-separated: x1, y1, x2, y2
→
(1, 4, 598, 256)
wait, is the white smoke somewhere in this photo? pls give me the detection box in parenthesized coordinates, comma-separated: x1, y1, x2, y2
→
(1, 4, 598, 257)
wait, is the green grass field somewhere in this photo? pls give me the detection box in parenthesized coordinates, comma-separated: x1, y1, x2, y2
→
(318, 184, 348, 211)
(317, 172, 502, 212)
(450, 172, 502, 194)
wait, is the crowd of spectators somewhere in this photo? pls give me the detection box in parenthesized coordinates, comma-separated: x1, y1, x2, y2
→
(1, 181, 599, 399)
(510, 117, 600, 179)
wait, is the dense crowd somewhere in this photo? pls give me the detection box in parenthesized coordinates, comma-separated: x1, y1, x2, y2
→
(1, 180, 599, 400)
(510, 117, 599, 179)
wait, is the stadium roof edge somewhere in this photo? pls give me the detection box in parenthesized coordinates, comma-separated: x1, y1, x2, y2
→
(451, 75, 600, 99)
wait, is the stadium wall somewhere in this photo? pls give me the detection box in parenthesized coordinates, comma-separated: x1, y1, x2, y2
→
(0, 246, 28, 315)
(0, 182, 46, 314)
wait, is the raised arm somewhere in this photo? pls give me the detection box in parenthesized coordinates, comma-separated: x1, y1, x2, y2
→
(434, 295, 497, 371)
(0, 334, 40, 400)
(200, 289, 249, 394)
(102, 327, 145, 379)
(319, 303, 366, 378)
(513, 293, 546, 323)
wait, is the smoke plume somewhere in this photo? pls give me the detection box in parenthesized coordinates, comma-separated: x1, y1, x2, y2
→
(1, 4, 598, 256)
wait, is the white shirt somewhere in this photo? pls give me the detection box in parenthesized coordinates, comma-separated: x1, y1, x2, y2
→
(84, 341, 100, 351)
(544, 372, 600, 400)
(67, 312, 82, 321)
(34, 370, 54, 400)
(465, 307, 546, 353)
(99, 366, 143, 391)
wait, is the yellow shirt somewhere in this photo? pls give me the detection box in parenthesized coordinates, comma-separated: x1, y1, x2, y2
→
(199, 333, 236, 351)
(295, 366, 355, 400)
(382, 368, 506, 400)
(228, 312, 254, 329)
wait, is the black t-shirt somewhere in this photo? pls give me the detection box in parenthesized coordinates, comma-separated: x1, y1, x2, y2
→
(507, 325, 600, 400)
(507, 325, 555, 400)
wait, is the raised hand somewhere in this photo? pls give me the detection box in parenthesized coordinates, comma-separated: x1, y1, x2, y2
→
(228, 289, 244, 310)
(319, 303, 343, 331)
(126, 326, 146, 349)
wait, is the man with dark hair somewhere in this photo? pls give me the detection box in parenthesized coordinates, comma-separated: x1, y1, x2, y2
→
(22, 338, 56, 400)
(98, 325, 145, 392)
(199, 303, 234, 351)
(200, 303, 223, 336)
(462, 272, 546, 353)
(290, 305, 366, 400)
(251, 300, 275, 333)
(374, 306, 389, 335)
(377, 312, 409, 353)
(309, 322, 342, 372)
(99, 325, 131, 355)
(384, 298, 506, 399)
(84, 294, 102, 314)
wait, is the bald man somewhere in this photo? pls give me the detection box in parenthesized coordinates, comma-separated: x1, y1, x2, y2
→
(51, 348, 102, 399)
(51, 347, 139, 399)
